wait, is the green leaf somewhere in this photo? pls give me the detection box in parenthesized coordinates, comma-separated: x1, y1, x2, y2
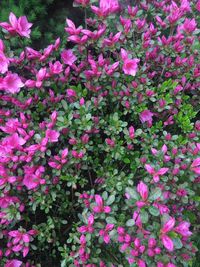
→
(125, 187, 139, 200)
(123, 158, 130, 164)
(106, 217, 117, 224)
(173, 238, 183, 249)
(149, 188, 162, 201)
(106, 195, 115, 205)
(140, 210, 149, 224)
(149, 206, 160, 216)
(126, 219, 135, 227)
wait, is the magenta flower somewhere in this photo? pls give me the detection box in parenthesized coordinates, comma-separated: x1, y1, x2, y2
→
(0, 12, 32, 38)
(174, 221, 192, 237)
(145, 164, 169, 182)
(1, 72, 24, 94)
(61, 49, 77, 66)
(137, 181, 148, 201)
(0, 47, 9, 74)
(160, 217, 175, 252)
(65, 19, 82, 35)
(182, 19, 197, 34)
(140, 110, 154, 126)
(2, 133, 26, 148)
(197, 0, 200, 11)
(5, 260, 22, 267)
(99, 224, 114, 244)
(190, 158, 200, 174)
(49, 61, 63, 74)
(46, 129, 60, 143)
(93, 195, 111, 213)
(23, 166, 45, 190)
(78, 214, 94, 233)
(129, 126, 135, 139)
(91, 0, 120, 17)
(161, 235, 174, 252)
(161, 217, 175, 234)
(121, 48, 139, 76)
(74, 0, 90, 7)
(138, 259, 146, 267)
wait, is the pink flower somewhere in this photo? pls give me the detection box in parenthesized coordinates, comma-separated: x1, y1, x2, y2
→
(23, 166, 45, 190)
(137, 181, 148, 201)
(99, 224, 114, 244)
(105, 138, 115, 147)
(140, 110, 154, 126)
(196, 0, 200, 11)
(138, 259, 146, 267)
(174, 221, 192, 237)
(93, 195, 111, 213)
(161, 217, 175, 234)
(46, 129, 60, 143)
(78, 214, 94, 233)
(145, 164, 169, 182)
(1, 73, 24, 94)
(161, 235, 174, 251)
(182, 19, 197, 33)
(49, 61, 63, 74)
(65, 19, 82, 35)
(129, 126, 135, 139)
(191, 158, 200, 174)
(0, 49, 9, 74)
(74, 0, 90, 7)
(121, 48, 139, 76)
(166, 264, 176, 267)
(91, 0, 120, 17)
(2, 133, 26, 148)
(61, 49, 77, 66)
(80, 97, 85, 106)
(5, 260, 22, 267)
(0, 12, 32, 38)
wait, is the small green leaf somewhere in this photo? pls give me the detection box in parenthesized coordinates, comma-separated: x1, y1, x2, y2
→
(125, 187, 139, 200)
(149, 206, 160, 216)
(149, 188, 162, 201)
(106, 217, 117, 224)
(106, 195, 115, 205)
(140, 210, 149, 224)
(123, 158, 130, 164)
(126, 219, 135, 227)
(173, 238, 183, 249)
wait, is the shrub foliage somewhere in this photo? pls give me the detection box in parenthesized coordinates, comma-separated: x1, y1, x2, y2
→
(0, 0, 199, 266)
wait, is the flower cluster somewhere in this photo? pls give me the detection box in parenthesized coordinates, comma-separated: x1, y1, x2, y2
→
(0, 0, 199, 266)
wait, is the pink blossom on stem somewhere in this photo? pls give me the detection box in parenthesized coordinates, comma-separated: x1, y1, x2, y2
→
(93, 195, 111, 213)
(121, 48, 139, 76)
(5, 260, 22, 267)
(137, 181, 148, 201)
(46, 129, 60, 143)
(129, 126, 135, 139)
(174, 221, 192, 237)
(161, 217, 175, 234)
(191, 158, 200, 174)
(61, 49, 77, 66)
(145, 164, 169, 182)
(99, 224, 114, 244)
(78, 214, 94, 233)
(0, 73, 24, 94)
(161, 235, 174, 251)
(91, 0, 120, 17)
(140, 110, 154, 126)
(0, 42, 9, 74)
(182, 19, 197, 34)
(0, 12, 32, 38)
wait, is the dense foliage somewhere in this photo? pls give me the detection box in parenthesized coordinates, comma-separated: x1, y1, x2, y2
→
(0, 0, 200, 266)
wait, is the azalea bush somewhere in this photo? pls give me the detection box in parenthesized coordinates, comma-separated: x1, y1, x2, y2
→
(0, 0, 200, 266)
